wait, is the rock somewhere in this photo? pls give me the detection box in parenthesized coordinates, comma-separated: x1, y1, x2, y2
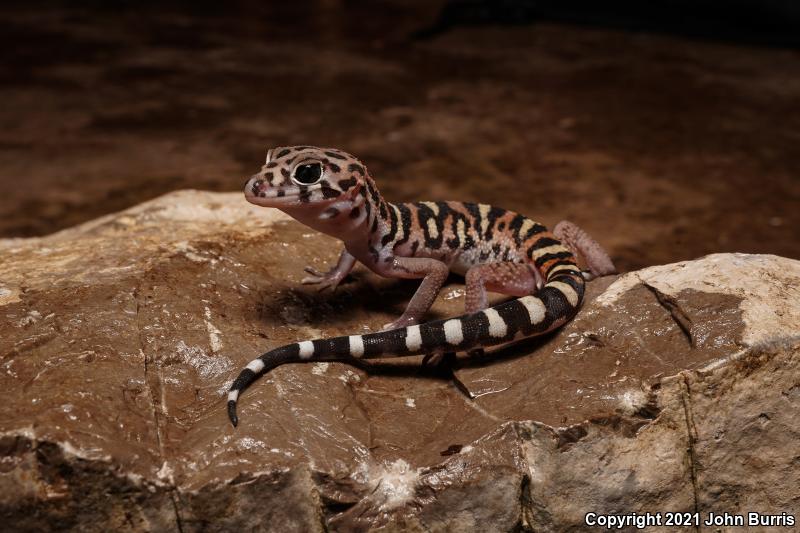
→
(1, 190, 798, 532)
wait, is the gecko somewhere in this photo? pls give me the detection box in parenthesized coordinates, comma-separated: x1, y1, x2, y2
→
(227, 146, 616, 426)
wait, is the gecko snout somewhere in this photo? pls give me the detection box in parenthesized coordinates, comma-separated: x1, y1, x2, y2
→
(244, 175, 266, 198)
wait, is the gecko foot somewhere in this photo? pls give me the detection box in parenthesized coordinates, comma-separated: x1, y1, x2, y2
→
(420, 352, 476, 400)
(382, 315, 420, 331)
(421, 352, 445, 368)
(301, 266, 345, 292)
(467, 348, 485, 358)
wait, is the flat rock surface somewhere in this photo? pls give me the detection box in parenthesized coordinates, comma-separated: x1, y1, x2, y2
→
(1, 191, 799, 531)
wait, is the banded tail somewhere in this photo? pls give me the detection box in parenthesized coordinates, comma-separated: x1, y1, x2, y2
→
(227, 255, 584, 427)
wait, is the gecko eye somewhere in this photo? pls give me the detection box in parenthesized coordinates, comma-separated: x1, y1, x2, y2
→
(292, 163, 323, 185)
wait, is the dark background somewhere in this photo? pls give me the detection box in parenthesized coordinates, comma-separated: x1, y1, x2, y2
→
(1, 0, 798, 271)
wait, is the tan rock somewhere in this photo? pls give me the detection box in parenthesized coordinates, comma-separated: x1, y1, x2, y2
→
(1, 191, 798, 531)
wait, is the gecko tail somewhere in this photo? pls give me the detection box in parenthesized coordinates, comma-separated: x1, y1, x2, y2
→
(227, 344, 302, 427)
(226, 361, 261, 427)
(227, 267, 585, 427)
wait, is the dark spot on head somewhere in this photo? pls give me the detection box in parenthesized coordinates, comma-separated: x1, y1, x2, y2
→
(276, 149, 291, 158)
(327, 162, 341, 173)
(266, 162, 278, 168)
(321, 186, 340, 199)
(498, 221, 505, 231)
(324, 151, 347, 160)
(350, 206, 360, 219)
(348, 163, 365, 176)
(338, 177, 357, 191)
(276, 189, 285, 197)
(281, 168, 290, 179)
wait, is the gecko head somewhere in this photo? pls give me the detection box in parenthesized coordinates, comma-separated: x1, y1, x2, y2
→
(244, 146, 367, 209)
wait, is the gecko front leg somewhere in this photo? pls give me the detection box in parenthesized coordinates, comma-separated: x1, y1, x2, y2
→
(378, 256, 449, 330)
(302, 249, 356, 292)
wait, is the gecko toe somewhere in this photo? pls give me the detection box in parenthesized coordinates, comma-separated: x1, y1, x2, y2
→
(382, 316, 420, 331)
(303, 266, 325, 277)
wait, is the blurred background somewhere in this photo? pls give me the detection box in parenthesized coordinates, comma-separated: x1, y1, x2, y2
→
(1, 0, 798, 271)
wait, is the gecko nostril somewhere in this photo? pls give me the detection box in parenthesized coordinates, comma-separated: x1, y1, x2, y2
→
(250, 178, 264, 196)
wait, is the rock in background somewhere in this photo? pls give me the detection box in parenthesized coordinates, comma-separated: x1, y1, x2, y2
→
(1, 191, 798, 532)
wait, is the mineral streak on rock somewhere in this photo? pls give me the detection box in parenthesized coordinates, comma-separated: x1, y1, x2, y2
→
(0, 191, 798, 531)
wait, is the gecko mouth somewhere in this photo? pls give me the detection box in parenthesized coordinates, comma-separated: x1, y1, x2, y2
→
(244, 177, 300, 203)
(244, 176, 340, 209)
(244, 176, 344, 208)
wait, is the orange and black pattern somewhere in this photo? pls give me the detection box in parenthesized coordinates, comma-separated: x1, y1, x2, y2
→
(229, 147, 587, 426)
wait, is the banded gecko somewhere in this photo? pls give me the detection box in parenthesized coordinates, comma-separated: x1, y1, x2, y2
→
(228, 146, 616, 426)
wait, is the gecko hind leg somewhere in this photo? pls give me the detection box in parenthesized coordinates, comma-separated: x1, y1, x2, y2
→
(553, 220, 617, 280)
(464, 262, 542, 314)
(463, 262, 542, 358)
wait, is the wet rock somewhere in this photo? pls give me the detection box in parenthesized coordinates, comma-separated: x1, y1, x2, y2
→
(0, 191, 798, 531)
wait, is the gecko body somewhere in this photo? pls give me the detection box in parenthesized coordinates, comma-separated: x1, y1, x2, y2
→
(228, 146, 616, 426)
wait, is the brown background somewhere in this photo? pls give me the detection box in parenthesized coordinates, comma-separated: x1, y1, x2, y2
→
(1, 1, 798, 272)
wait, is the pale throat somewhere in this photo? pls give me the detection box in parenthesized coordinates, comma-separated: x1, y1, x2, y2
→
(280, 201, 368, 242)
